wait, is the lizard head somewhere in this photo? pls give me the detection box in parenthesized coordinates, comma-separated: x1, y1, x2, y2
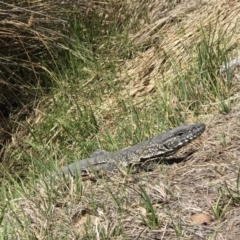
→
(140, 123, 206, 160)
(161, 123, 206, 156)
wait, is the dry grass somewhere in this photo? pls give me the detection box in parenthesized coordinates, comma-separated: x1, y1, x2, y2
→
(115, 0, 240, 99)
(0, 0, 124, 148)
(2, 0, 240, 239)
(0, 0, 127, 177)
(5, 65, 240, 238)
(6, 91, 240, 239)
(0, 0, 69, 154)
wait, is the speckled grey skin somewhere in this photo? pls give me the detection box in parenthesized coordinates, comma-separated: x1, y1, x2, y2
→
(58, 123, 205, 176)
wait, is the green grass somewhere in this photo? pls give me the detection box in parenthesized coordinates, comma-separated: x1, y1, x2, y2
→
(210, 191, 231, 220)
(138, 184, 162, 229)
(0, 1, 238, 239)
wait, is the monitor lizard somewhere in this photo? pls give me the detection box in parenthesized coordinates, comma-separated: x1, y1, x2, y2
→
(57, 123, 205, 177)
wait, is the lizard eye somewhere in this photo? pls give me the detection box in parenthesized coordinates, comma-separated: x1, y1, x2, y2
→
(163, 143, 170, 149)
(176, 131, 184, 136)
